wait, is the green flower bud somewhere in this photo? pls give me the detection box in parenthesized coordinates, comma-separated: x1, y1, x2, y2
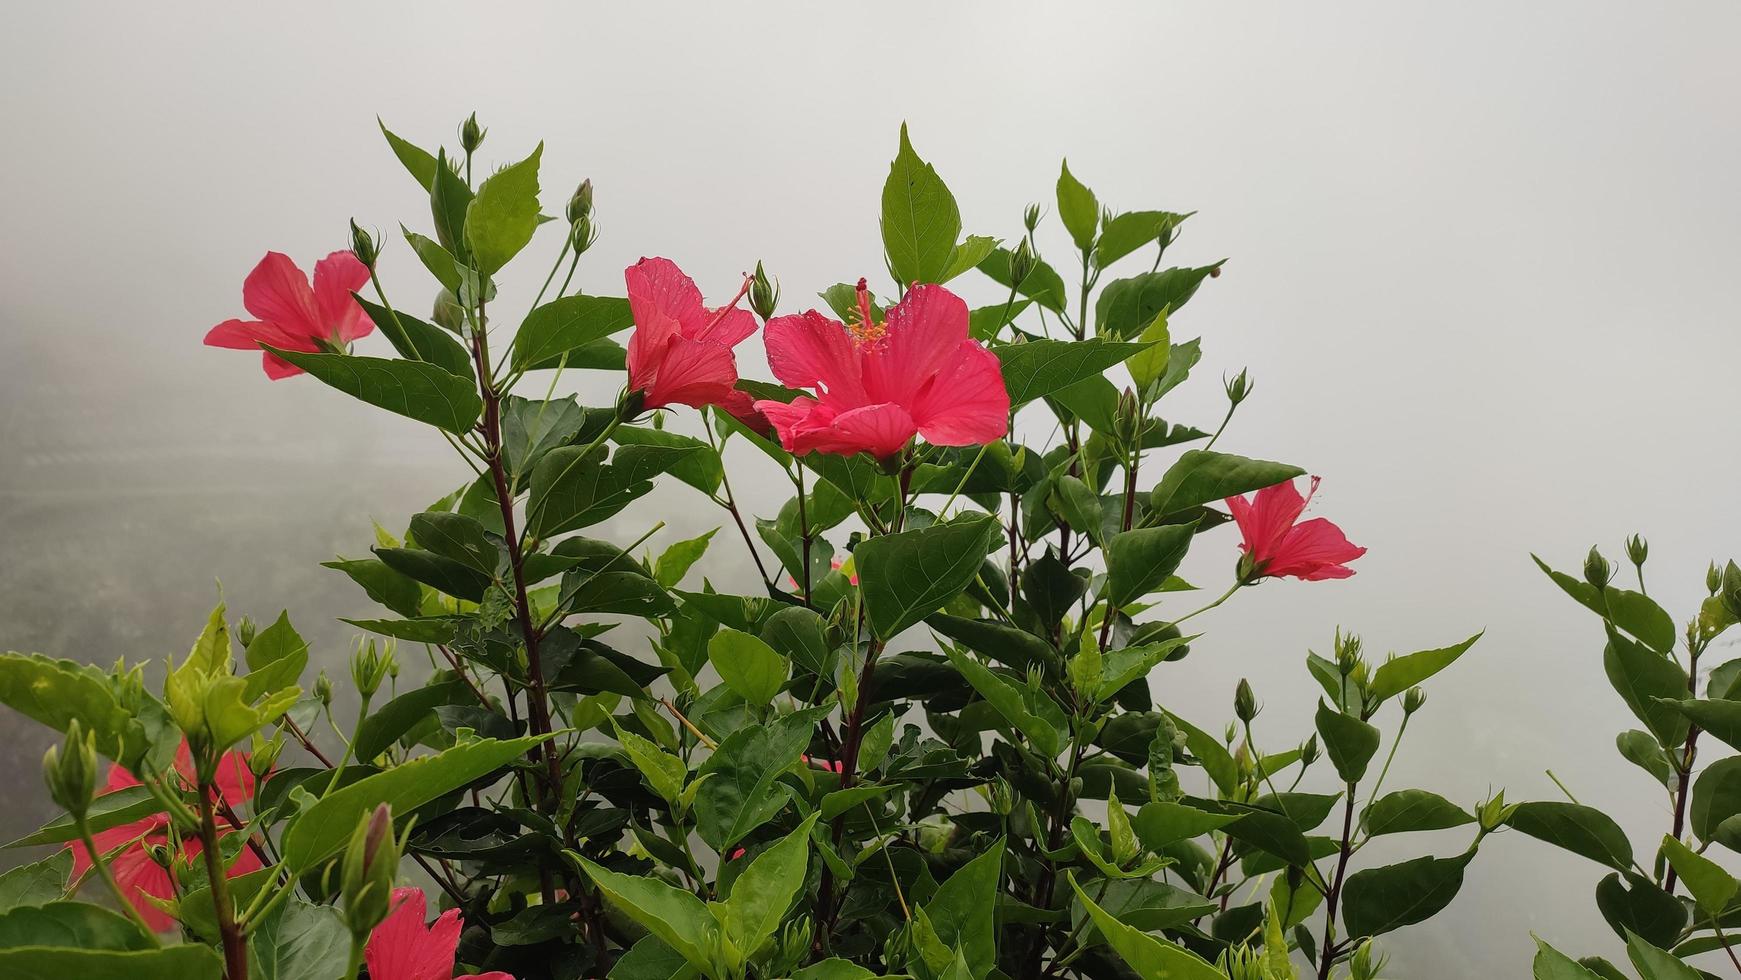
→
(1477, 789, 1510, 831)
(750, 261, 780, 321)
(43, 720, 99, 819)
(1403, 686, 1427, 715)
(1022, 203, 1041, 233)
(1723, 561, 1741, 620)
(348, 220, 379, 270)
(1583, 546, 1614, 590)
(1113, 387, 1142, 445)
(1223, 722, 1238, 746)
(1335, 629, 1363, 675)
(458, 113, 486, 154)
(250, 732, 285, 779)
(1299, 734, 1320, 766)
(1008, 238, 1036, 287)
(313, 670, 334, 708)
(236, 615, 258, 648)
(1234, 679, 1259, 723)
(1349, 940, 1389, 980)
(1223, 368, 1252, 407)
(340, 803, 400, 937)
(1625, 533, 1648, 568)
(566, 179, 593, 225)
(570, 214, 598, 255)
(351, 639, 396, 700)
(1709, 562, 1723, 596)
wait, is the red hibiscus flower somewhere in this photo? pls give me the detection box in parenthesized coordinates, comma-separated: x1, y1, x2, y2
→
(625, 257, 758, 411)
(67, 742, 263, 932)
(753, 280, 1009, 459)
(366, 887, 513, 980)
(1226, 477, 1367, 581)
(205, 251, 373, 379)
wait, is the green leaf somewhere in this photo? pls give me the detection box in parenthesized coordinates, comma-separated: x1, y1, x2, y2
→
(1314, 701, 1381, 783)
(1095, 211, 1187, 268)
(1095, 263, 1224, 339)
(0, 653, 168, 771)
(995, 339, 1150, 406)
(247, 898, 350, 980)
(0, 901, 153, 950)
(323, 558, 423, 619)
(615, 724, 688, 805)
(1104, 524, 1195, 608)
(1597, 872, 1684, 948)
(0, 852, 70, 910)
(1692, 757, 1741, 844)
(1531, 554, 1607, 616)
(1070, 875, 1224, 980)
(574, 855, 715, 967)
(820, 784, 894, 820)
(1531, 937, 1608, 980)
(242, 611, 308, 702)
(282, 735, 548, 871)
(1340, 853, 1472, 939)
(1132, 801, 1242, 850)
(793, 959, 880, 980)
(976, 246, 1068, 313)
(1625, 929, 1703, 980)
(353, 296, 472, 380)
(1149, 450, 1304, 518)
(1617, 730, 1674, 787)
(694, 706, 826, 851)
(614, 427, 723, 496)
(263, 349, 481, 434)
(944, 648, 1065, 758)
(1506, 801, 1633, 871)
(6, 785, 164, 848)
(1056, 160, 1099, 250)
(1362, 790, 1474, 837)
(465, 143, 543, 275)
(881, 124, 961, 287)
(856, 515, 1002, 640)
(430, 148, 472, 259)
(1052, 474, 1103, 540)
(708, 628, 788, 706)
(655, 529, 717, 588)
(378, 120, 438, 190)
(1124, 311, 1171, 390)
(374, 546, 491, 602)
(724, 813, 819, 958)
(1603, 626, 1689, 748)
(0, 945, 223, 980)
(922, 840, 1005, 980)
(408, 511, 498, 573)
(1604, 587, 1677, 654)
(1369, 632, 1482, 701)
(1169, 713, 1238, 795)
(529, 444, 697, 537)
(351, 680, 470, 760)
(1094, 637, 1194, 702)
(402, 228, 463, 294)
(1659, 835, 1737, 915)
(511, 295, 634, 371)
(942, 235, 999, 284)
(1664, 698, 1741, 753)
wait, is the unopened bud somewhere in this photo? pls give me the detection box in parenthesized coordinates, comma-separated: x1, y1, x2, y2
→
(1723, 561, 1741, 620)
(570, 214, 598, 255)
(1583, 546, 1614, 590)
(1023, 203, 1041, 233)
(1478, 790, 1510, 831)
(348, 220, 379, 270)
(1224, 722, 1238, 745)
(566, 179, 593, 225)
(250, 732, 284, 779)
(1234, 679, 1259, 724)
(43, 720, 98, 819)
(314, 670, 334, 707)
(1114, 387, 1142, 445)
(432, 289, 465, 332)
(341, 803, 400, 936)
(1335, 630, 1363, 675)
(458, 113, 486, 154)
(351, 640, 396, 700)
(1299, 734, 1320, 766)
(1008, 238, 1036, 286)
(1709, 562, 1723, 596)
(1224, 368, 1252, 407)
(1403, 686, 1427, 715)
(236, 615, 258, 648)
(750, 261, 780, 321)
(1625, 534, 1648, 568)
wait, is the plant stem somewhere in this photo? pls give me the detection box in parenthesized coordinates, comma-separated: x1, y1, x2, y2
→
(1316, 783, 1359, 980)
(196, 780, 248, 980)
(75, 818, 160, 945)
(345, 932, 367, 980)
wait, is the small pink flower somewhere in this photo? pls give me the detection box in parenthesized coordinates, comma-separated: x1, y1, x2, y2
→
(625, 257, 758, 411)
(366, 888, 513, 980)
(206, 251, 372, 379)
(754, 280, 1009, 459)
(801, 753, 845, 774)
(1225, 477, 1366, 581)
(67, 742, 262, 932)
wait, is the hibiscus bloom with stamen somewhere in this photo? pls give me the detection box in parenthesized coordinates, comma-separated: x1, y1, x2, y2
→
(624, 257, 758, 413)
(753, 279, 1009, 460)
(1226, 476, 1367, 582)
(205, 251, 373, 379)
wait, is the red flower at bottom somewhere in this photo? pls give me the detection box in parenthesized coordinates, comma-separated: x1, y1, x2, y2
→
(67, 742, 262, 931)
(1226, 477, 1366, 581)
(366, 888, 513, 980)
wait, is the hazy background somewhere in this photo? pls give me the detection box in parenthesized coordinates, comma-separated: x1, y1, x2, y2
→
(3, 2, 1738, 973)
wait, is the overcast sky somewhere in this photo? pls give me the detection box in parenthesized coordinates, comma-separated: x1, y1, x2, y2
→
(2, 2, 1738, 973)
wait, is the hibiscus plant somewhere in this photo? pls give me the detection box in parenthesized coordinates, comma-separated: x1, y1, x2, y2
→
(1523, 546, 1741, 978)
(1, 116, 1497, 980)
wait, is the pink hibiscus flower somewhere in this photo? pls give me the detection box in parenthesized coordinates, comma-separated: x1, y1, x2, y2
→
(1226, 477, 1367, 581)
(205, 251, 373, 379)
(624, 257, 758, 411)
(366, 887, 513, 980)
(753, 280, 1009, 460)
(67, 742, 263, 932)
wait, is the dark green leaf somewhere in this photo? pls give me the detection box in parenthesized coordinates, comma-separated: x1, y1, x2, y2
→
(1056, 161, 1099, 250)
(0, 945, 223, 980)
(378, 120, 437, 190)
(856, 515, 1002, 640)
(374, 546, 491, 602)
(1095, 211, 1187, 268)
(248, 898, 349, 980)
(1369, 632, 1482, 701)
(1603, 626, 1690, 748)
(1507, 801, 1633, 871)
(1148, 450, 1303, 518)
(408, 511, 499, 573)
(324, 558, 423, 618)
(694, 706, 826, 850)
(1363, 790, 1474, 837)
(354, 295, 472, 380)
(1315, 701, 1381, 783)
(1094, 263, 1224, 339)
(511, 295, 634, 372)
(465, 143, 543, 275)
(352, 681, 471, 760)
(1693, 756, 1741, 845)
(0, 852, 70, 910)
(977, 246, 1068, 313)
(1596, 872, 1685, 948)
(995, 339, 1151, 406)
(264, 349, 481, 434)
(881, 124, 961, 287)
(1104, 524, 1195, 608)
(1341, 853, 1472, 939)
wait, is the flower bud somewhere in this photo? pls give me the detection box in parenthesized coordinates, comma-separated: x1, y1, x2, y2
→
(1023, 203, 1041, 233)
(1403, 686, 1427, 715)
(236, 615, 258, 648)
(750, 261, 780, 321)
(1223, 722, 1238, 745)
(1008, 238, 1036, 287)
(1335, 629, 1363, 675)
(1583, 546, 1614, 590)
(1223, 368, 1252, 407)
(458, 113, 486, 154)
(570, 214, 598, 255)
(348, 220, 379, 270)
(1113, 387, 1142, 445)
(314, 670, 334, 708)
(566, 179, 593, 225)
(1349, 940, 1389, 980)
(1709, 562, 1723, 596)
(340, 803, 400, 937)
(1234, 679, 1259, 724)
(1625, 534, 1648, 568)
(1299, 734, 1320, 766)
(1477, 789, 1510, 832)
(351, 639, 396, 700)
(432, 289, 465, 332)
(43, 720, 99, 819)
(1723, 561, 1741, 620)
(250, 732, 284, 779)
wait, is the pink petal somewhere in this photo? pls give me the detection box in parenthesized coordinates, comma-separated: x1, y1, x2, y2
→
(1265, 517, 1366, 580)
(638, 336, 738, 409)
(864, 285, 969, 404)
(367, 889, 460, 980)
(756, 396, 822, 453)
(241, 252, 322, 340)
(763, 311, 866, 404)
(626, 258, 707, 360)
(693, 306, 758, 348)
(313, 251, 373, 344)
(1233, 478, 1312, 564)
(263, 350, 307, 380)
(828, 402, 918, 459)
(911, 341, 1010, 446)
(108, 844, 178, 933)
